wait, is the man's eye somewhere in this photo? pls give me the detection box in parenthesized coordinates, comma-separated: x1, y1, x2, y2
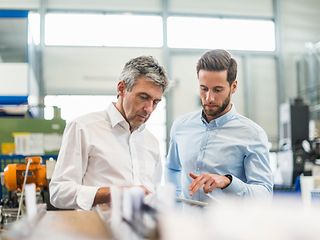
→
(140, 95, 148, 100)
(200, 87, 208, 91)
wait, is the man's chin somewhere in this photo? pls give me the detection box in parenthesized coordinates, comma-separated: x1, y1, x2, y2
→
(204, 109, 220, 117)
(132, 119, 147, 129)
(204, 106, 219, 113)
(130, 123, 142, 130)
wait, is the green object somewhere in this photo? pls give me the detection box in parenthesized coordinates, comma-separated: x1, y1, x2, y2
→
(0, 118, 66, 155)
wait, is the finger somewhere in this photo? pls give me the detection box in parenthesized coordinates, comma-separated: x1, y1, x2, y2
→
(203, 178, 215, 193)
(190, 177, 208, 195)
(190, 173, 211, 187)
(139, 185, 151, 195)
(190, 178, 207, 195)
(189, 172, 199, 179)
(189, 174, 204, 190)
(208, 185, 217, 192)
(208, 180, 218, 192)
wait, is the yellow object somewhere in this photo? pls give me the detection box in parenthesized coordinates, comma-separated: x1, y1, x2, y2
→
(1, 142, 15, 154)
(3, 156, 47, 192)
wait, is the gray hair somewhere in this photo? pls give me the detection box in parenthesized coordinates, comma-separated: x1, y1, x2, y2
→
(119, 56, 168, 92)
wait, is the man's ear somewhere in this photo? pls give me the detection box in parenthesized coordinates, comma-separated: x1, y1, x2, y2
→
(117, 81, 126, 96)
(231, 80, 237, 94)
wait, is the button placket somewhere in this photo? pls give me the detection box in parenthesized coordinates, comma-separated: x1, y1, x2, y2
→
(129, 133, 141, 185)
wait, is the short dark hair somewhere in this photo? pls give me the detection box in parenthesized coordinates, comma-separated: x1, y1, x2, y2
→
(196, 49, 237, 85)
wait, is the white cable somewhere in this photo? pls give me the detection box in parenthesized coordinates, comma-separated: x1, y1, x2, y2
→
(16, 158, 32, 220)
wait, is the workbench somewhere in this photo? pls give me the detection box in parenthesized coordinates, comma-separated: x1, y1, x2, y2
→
(4, 210, 112, 240)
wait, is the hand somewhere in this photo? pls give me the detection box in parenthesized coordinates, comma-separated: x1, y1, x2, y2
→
(122, 185, 152, 195)
(93, 185, 151, 207)
(188, 172, 231, 195)
(138, 185, 152, 195)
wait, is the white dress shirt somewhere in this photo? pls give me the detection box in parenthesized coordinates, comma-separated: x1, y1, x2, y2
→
(50, 103, 162, 210)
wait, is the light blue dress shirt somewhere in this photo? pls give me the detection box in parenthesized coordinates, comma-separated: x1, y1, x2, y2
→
(166, 105, 273, 202)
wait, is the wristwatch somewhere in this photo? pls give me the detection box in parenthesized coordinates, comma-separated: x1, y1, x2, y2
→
(223, 174, 233, 189)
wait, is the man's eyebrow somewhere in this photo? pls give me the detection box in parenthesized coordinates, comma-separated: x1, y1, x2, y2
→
(139, 92, 162, 101)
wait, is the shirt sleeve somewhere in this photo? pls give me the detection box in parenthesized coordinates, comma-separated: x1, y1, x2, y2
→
(222, 129, 274, 199)
(49, 121, 99, 210)
(165, 125, 182, 197)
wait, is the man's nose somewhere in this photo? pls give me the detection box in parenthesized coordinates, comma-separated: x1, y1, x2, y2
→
(143, 101, 154, 113)
(206, 90, 215, 102)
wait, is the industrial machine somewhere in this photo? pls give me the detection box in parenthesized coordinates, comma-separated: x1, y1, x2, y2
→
(3, 156, 47, 192)
(0, 156, 53, 227)
(278, 98, 320, 187)
(0, 156, 45, 227)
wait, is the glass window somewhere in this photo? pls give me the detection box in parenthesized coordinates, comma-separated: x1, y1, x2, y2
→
(167, 16, 275, 51)
(45, 13, 163, 47)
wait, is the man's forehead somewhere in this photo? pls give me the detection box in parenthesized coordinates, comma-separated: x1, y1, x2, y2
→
(198, 70, 229, 85)
(131, 79, 163, 92)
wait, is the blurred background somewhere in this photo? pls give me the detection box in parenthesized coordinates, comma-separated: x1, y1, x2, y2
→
(1, 0, 320, 209)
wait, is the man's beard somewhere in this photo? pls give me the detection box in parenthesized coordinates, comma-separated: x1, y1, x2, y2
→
(203, 92, 231, 119)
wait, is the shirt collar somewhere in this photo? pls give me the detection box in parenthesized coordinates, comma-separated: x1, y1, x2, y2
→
(107, 103, 146, 132)
(201, 104, 237, 127)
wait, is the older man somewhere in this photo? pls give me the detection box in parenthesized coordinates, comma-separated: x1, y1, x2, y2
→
(50, 56, 168, 210)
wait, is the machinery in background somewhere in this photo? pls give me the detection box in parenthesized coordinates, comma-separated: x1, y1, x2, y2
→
(3, 156, 47, 193)
(0, 156, 56, 227)
(0, 108, 64, 228)
(277, 98, 320, 187)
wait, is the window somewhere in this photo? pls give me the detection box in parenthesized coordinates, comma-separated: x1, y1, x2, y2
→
(167, 16, 275, 51)
(45, 13, 163, 47)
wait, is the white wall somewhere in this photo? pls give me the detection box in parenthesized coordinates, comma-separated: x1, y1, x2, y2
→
(0, 0, 39, 10)
(0, 63, 28, 95)
(169, 0, 273, 17)
(248, 57, 278, 143)
(280, 0, 320, 100)
(170, 55, 200, 119)
(0, 0, 161, 11)
(46, 0, 161, 12)
(44, 47, 163, 95)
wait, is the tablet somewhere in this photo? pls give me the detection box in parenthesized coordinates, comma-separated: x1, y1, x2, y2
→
(176, 197, 208, 207)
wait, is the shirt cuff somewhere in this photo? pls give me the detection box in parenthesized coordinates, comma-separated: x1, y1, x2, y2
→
(222, 175, 245, 197)
(76, 185, 100, 210)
